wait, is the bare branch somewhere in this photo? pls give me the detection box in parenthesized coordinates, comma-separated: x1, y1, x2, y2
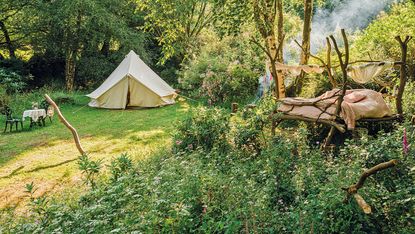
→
(250, 37, 272, 60)
(44, 94, 86, 155)
(343, 159, 398, 214)
(275, 113, 346, 133)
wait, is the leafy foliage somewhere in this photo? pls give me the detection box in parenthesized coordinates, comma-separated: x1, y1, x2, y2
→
(3, 100, 413, 233)
(0, 67, 30, 93)
(172, 106, 230, 154)
(24, 182, 50, 225)
(78, 154, 102, 189)
(2, 1, 415, 233)
(352, 1, 415, 61)
(179, 31, 262, 104)
(109, 153, 134, 182)
(137, 0, 226, 63)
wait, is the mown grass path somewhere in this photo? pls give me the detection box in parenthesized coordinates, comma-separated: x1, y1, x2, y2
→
(0, 96, 190, 209)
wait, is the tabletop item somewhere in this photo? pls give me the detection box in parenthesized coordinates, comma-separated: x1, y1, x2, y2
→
(32, 102, 39, 110)
(23, 109, 46, 122)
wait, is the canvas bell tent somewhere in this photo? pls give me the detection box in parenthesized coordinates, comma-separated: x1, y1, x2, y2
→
(87, 51, 177, 109)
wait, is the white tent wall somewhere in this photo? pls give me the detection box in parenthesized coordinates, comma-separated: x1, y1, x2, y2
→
(87, 50, 177, 109)
(127, 76, 169, 107)
(89, 77, 129, 109)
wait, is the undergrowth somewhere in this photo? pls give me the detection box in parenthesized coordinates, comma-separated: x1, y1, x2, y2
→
(1, 97, 414, 233)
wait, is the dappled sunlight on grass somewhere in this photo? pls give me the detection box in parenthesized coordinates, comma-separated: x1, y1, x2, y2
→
(0, 99, 190, 209)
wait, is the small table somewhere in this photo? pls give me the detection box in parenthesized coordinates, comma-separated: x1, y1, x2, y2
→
(23, 109, 47, 127)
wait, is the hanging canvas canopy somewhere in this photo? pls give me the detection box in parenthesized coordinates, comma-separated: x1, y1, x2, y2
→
(87, 50, 177, 109)
(346, 62, 395, 84)
(275, 62, 325, 76)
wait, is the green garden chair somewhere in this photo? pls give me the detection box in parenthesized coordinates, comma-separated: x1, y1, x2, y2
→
(2, 106, 23, 133)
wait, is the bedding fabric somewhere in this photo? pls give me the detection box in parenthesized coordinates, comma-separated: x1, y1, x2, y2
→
(277, 89, 392, 130)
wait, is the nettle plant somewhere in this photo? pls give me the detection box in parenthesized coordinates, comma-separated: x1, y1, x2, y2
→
(78, 154, 102, 189)
(109, 153, 134, 182)
(25, 182, 49, 224)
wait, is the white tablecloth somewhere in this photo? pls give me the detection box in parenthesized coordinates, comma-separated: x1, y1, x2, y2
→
(22, 109, 46, 122)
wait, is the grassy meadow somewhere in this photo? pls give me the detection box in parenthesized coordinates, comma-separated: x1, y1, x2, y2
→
(0, 92, 190, 209)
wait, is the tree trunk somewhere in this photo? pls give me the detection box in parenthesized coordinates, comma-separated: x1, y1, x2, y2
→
(64, 10, 83, 92)
(0, 20, 16, 59)
(101, 39, 110, 57)
(275, 0, 285, 98)
(276, 0, 284, 63)
(252, 0, 285, 99)
(295, 0, 313, 95)
(267, 35, 285, 98)
(65, 49, 76, 92)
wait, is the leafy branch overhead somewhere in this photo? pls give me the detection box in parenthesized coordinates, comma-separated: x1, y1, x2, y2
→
(137, 0, 226, 63)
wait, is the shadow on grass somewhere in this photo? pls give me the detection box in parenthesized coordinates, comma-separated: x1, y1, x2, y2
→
(25, 158, 78, 173)
(0, 158, 78, 180)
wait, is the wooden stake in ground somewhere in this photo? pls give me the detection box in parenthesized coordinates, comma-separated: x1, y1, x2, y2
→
(44, 94, 86, 155)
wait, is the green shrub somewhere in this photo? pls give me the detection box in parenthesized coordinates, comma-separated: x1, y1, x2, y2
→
(200, 63, 258, 105)
(403, 81, 415, 116)
(76, 55, 117, 90)
(0, 67, 31, 94)
(78, 154, 102, 189)
(179, 31, 262, 105)
(233, 110, 268, 156)
(0, 85, 10, 109)
(172, 106, 230, 154)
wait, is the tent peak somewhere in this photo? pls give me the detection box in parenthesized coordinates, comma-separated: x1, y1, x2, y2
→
(127, 50, 139, 58)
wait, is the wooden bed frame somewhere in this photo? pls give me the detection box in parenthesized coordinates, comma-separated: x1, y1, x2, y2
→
(270, 29, 412, 148)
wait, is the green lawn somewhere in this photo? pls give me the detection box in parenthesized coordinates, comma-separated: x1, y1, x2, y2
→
(0, 94, 190, 209)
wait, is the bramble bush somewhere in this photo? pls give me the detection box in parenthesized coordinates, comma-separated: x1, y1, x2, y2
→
(200, 63, 258, 105)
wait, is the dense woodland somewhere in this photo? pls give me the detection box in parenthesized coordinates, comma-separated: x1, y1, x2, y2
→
(1, 0, 415, 233)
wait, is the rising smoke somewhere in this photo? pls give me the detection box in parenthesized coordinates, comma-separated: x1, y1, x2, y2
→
(285, 0, 400, 62)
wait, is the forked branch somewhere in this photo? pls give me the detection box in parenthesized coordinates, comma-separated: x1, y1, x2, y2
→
(343, 159, 398, 214)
